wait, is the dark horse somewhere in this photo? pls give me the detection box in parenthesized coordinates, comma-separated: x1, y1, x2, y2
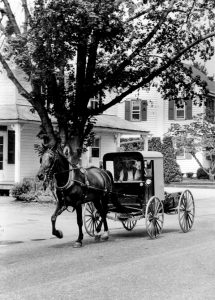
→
(37, 146, 112, 247)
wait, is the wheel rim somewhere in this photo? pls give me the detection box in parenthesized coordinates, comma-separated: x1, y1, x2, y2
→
(122, 219, 137, 231)
(84, 202, 102, 237)
(145, 196, 164, 239)
(178, 190, 195, 233)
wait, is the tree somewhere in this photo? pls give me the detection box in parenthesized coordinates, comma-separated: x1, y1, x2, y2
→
(148, 137, 182, 183)
(167, 111, 215, 179)
(0, 0, 215, 163)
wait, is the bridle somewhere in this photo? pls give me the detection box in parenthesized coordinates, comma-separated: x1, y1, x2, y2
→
(41, 148, 82, 191)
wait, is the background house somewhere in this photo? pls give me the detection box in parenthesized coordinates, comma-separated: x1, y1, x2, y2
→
(106, 66, 215, 175)
(0, 70, 149, 194)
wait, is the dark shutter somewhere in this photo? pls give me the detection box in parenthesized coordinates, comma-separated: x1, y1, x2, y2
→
(168, 100, 175, 120)
(125, 101, 131, 120)
(141, 100, 147, 121)
(186, 99, 192, 120)
(8, 130, 15, 164)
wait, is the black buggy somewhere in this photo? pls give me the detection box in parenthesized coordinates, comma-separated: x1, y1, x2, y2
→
(84, 151, 195, 239)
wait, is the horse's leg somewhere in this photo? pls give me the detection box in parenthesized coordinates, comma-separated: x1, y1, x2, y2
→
(100, 194, 109, 241)
(94, 196, 109, 241)
(51, 203, 66, 239)
(73, 203, 84, 248)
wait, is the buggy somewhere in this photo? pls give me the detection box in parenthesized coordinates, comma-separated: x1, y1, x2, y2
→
(84, 151, 195, 239)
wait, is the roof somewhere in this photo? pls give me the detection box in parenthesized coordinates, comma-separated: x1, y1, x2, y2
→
(103, 151, 163, 160)
(95, 114, 148, 134)
(0, 104, 148, 135)
(184, 64, 215, 95)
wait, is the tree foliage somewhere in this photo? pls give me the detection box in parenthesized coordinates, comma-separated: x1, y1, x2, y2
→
(167, 110, 215, 177)
(149, 137, 182, 183)
(0, 0, 215, 162)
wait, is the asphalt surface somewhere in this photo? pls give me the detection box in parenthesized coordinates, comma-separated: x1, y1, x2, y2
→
(1, 187, 215, 299)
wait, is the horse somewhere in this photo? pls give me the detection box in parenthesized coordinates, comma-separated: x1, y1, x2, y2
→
(37, 146, 112, 248)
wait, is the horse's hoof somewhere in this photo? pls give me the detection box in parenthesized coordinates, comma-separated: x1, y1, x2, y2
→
(55, 230, 63, 239)
(94, 234, 101, 241)
(73, 241, 82, 248)
(101, 232, 109, 241)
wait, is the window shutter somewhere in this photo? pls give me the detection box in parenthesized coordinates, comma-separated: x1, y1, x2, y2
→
(141, 100, 147, 121)
(125, 101, 131, 120)
(8, 130, 15, 164)
(186, 99, 192, 120)
(168, 100, 175, 120)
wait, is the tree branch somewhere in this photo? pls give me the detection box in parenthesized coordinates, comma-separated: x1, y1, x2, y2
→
(95, 30, 215, 114)
(2, 0, 20, 35)
(126, 6, 155, 23)
(21, 0, 32, 33)
(95, 0, 176, 94)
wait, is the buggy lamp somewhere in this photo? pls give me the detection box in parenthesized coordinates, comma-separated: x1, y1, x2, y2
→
(145, 179, 152, 186)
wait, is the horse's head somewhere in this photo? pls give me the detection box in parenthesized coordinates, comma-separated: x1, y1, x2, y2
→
(37, 147, 56, 181)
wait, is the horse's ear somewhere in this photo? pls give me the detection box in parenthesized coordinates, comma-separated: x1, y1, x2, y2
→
(63, 145, 72, 160)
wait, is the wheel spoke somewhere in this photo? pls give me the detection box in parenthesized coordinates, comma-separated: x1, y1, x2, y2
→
(145, 196, 164, 238)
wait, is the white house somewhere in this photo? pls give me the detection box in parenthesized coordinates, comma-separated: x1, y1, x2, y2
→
(105, 66, 215, 175)
(0, 70, 149, 193)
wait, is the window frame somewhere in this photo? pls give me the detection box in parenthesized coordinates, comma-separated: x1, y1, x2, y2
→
(91, 137, 100, 158)
(175, 100, 185, 120)
(131, 100, 141, 121)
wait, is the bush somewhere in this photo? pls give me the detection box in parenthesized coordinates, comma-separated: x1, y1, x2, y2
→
(186, 172, 194, 178)
(10, 178, 55, 203)
(149, 136, 183, 183)
(196, 168, 209, 179)
(10, 180, 32, 200)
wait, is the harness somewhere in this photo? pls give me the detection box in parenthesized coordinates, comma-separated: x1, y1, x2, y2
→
(42, 149, 111, 210)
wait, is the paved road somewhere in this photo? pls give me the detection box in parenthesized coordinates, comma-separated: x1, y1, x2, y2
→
(1, 188, 215, 299)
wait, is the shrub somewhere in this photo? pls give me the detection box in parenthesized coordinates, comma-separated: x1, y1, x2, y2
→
(196, 168, 209, 179)
(10, 178, 55, 203)
(10, 180, 32, 200)
(149, 136, 183, 183)
(186, 172, 194, 178)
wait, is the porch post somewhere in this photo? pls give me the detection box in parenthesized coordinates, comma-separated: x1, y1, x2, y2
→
(14, 123, 22, 183)
(141, 134, 148, 150)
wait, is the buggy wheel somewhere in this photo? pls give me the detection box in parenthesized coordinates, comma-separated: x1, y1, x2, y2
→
(145, 196, 164, 239)
(83, 202, 102, 237)
(122, 219, 137, 231)
(178, 189, 195, 233)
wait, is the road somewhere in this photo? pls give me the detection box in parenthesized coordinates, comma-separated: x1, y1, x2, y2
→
(1, 188, 215, 300)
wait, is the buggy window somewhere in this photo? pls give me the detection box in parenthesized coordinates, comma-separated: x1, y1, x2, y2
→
(113, 159, 142, 182)
(144, 160, 153, 177)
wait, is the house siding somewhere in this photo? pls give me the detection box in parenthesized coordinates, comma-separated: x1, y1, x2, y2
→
(20, 123, 41, 180)
(107, 84, 213, 175)
(115, 87, 163, 136)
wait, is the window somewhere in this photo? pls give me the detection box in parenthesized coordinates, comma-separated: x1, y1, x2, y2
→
(8, 130, 15, 164)
(89, 98, 99, 110)
(175, 100, 185, 119)
(91, 137, 100, 158)
(0, 136, 3, 170)
(131, 100, 141, 121)
(125, 100, 147, 121)
(168, 99, 192, 120)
